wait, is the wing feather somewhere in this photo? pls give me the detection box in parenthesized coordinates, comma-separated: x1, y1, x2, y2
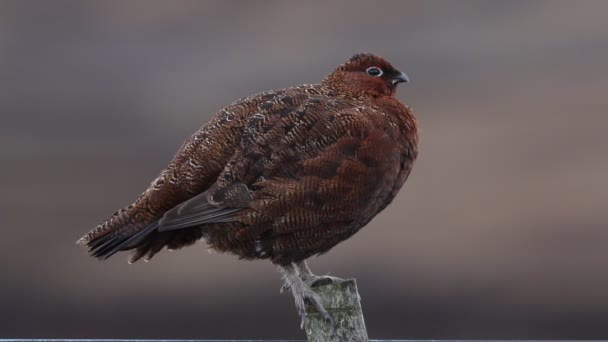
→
(158, 184, 252, 232)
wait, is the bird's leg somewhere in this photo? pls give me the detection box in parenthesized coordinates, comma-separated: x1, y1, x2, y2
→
(297, 260, 344, 287)
(279, 263, 335, 332)
(279, 260, 343, 292)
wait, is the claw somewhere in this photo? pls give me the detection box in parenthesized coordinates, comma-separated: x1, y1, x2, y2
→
(279, 262, 340, 334)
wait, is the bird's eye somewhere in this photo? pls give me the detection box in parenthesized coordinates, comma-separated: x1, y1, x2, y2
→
(366, 67, 383, 77)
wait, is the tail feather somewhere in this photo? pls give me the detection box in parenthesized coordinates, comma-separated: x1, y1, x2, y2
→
(77, 204, 161, 261)
(87, 222, 159, 260)
(78, 179, 232, 262)
(78, 214, 203, 263)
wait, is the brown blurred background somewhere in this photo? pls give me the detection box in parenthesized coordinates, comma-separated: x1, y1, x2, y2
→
(1, 0, 608, 339)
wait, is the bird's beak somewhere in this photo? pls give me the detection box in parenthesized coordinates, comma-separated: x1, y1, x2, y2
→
(390, 71, 409, 86)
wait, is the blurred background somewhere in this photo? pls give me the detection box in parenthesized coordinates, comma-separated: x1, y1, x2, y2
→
(1, 0, 608, 339)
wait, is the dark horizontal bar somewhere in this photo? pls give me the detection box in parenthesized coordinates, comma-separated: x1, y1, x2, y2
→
(0, 340, 590, 342)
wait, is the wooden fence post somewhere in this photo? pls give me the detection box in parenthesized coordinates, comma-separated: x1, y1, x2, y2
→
(304, 279, 369, 342)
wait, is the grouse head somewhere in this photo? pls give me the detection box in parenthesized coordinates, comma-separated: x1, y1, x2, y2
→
(323, 53, 409, 97)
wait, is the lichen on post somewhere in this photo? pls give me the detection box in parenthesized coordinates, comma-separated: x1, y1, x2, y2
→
(304, 279, 369, 342)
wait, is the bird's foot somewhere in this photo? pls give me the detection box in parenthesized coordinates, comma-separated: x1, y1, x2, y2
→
(279, 264, 336, 334)
(303, 274, 344, 288)
(280, 274, 343, 292)
(298, 283, 336, 334)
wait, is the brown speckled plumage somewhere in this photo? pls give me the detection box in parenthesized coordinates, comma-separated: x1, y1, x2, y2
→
(79, 53, 419, 266)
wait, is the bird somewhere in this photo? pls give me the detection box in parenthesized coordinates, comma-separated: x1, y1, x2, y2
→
(78, 53, 419, 331)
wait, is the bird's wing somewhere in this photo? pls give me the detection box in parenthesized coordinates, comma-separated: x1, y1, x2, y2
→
(239, 99, 406, 217)
(153, 97, 381, 234)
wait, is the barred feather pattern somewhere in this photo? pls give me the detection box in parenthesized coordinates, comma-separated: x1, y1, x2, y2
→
(78, 53, 418, 265)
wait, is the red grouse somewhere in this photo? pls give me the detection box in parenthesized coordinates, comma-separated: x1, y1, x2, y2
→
(79, 53, 418, 330)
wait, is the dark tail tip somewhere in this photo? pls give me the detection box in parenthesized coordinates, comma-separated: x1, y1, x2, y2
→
(79, 222, 159, 261)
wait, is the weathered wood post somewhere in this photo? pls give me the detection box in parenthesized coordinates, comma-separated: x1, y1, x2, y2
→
(304, 279, 369, 342)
